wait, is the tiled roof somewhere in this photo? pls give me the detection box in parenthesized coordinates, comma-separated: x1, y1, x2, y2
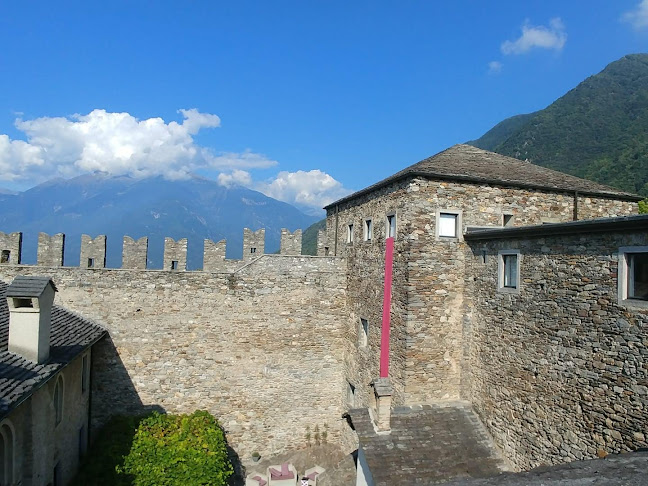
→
(0, 281, 106, 418)
(349, 402, 508, 486)
(6, 276, 57, 297)
(325, 144, 642, 208)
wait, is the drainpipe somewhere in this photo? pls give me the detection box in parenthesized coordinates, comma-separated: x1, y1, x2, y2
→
(573, 191, 579, 221)
(334, 205, 339, 256)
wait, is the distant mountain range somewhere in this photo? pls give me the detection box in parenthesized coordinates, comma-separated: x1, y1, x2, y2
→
(0, 174, 318, 269)
(469, 53, 648, 197)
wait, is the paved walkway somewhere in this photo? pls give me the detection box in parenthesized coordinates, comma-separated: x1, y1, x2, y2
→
(349, 401, 510, 485)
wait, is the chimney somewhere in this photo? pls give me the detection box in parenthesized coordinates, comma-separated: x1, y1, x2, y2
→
(7, 276, 57, 364)
(371, 377, 393, 433)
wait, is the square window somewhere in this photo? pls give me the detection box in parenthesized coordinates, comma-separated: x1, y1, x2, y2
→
(619, 247, 648, 307)
(503, 214, 514, 227)
(1, 250, 10, 263)
(439, 213, 458, 237)
(498, 250, 521, 293)
(386, 214, 396, 238)
(364, 219, 373, 241)
(87, 258, 95, 268)
(250, 247, 256, 254)
(359, 318, 368, 347)
(347, 224, 354, 244)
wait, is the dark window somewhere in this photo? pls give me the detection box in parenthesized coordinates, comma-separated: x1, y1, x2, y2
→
(1, 250, 10, 263)
(87, 258, 94, 268)
(503, 214, 514, 227)
(347, 382, 356, 406)
(13, 298, 33, 308)
(324, 246, 330, 256)
(171, 260, 179, 270)
(250, 248, 256, 254)
(387, 214, 396, 238)
(359, 318, 368, 347)
(628, 253, 648, 300)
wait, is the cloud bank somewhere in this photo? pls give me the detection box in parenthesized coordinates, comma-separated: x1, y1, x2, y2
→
(622, 0, 648, 29)
(0, 109, 277, 183)
(0, 108, 351, 213)
(501, 18, 567, 55)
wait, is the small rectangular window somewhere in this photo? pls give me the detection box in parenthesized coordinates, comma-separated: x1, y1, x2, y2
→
(1, 250, 10, 263)
(503, 214, 514, 227)
(324, 246, 330, 256)
(87, 258, 95, 268)
(359, 318, 368, 347)
(347, 224, 354, 244)
(171, 260, 179, 270)
(364, 219, 373, 241)
(13, 297, 33, 308)
(627, 253, 648, 301)
(387, 214, 396, 238)
(498, 250, 520, 293)
(250, 248, 256, 254)
(503, 254, 518, 288)
(439, 213, 458, 237)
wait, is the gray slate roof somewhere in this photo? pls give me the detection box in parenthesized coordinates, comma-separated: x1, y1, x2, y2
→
(0, 281, 106, 418)
(6, 276, 57, 297)
(349, 402, 508, 486)
(326, 144, 642, 209)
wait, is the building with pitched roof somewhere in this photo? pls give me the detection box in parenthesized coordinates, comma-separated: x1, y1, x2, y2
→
(0, 276, 106, 486)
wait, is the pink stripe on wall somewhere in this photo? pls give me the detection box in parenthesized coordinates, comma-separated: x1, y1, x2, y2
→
(380, 237, 394, 378)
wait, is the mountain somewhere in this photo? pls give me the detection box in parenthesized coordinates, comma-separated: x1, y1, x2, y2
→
(301, 218, 326, 255)
(0, 174, 318, 269)
(468, 54, 648, 197)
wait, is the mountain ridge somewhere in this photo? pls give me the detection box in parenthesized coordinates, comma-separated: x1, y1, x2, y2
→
(468, 53, 648, 197)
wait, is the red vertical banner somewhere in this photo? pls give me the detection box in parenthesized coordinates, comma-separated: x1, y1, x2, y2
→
(380, 237, 394, 378)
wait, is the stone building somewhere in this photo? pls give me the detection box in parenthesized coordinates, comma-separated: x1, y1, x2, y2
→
(0, 276, 106, 486)
(0, 144, 645, 484)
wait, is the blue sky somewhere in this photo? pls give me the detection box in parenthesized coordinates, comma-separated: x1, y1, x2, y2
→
(1, 1, 648, 213)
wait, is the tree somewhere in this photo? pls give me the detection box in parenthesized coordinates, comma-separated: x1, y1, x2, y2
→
(639, 198, 648, 214)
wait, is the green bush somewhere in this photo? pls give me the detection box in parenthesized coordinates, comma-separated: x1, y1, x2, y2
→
(120, 411, 233, 486)
(72, 411, 233, 486)
(640, 198, 648, 214)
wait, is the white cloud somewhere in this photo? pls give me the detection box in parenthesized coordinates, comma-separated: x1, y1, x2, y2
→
(255, 170, 351, 214)
(622, 0, 648, 29)
(501, 18, 567, 55)
(488, 61, 503, 74)
(217, 169, 252, 188)
(0, 109, 276, 183)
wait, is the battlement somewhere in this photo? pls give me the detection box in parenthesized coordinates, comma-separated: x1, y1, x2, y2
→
(0, 228, 331, 272)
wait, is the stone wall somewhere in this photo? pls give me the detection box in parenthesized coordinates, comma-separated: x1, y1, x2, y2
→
(203, 238, 228, 271)
(122, 236, 148, 270)
(327, 176, 638, 406)
(0, 231, 22, 265)
(80, 234, 106, 269)
(37, 232, 65, 267)
(0, 255, 352, 462)
(280, 229, 302, 255)
(465, 228, 648, 469)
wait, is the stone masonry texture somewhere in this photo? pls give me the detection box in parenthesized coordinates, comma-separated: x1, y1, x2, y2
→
(464, 229, 648, 470)
(80, 234, 106, 269)
(122, 236, 148, 270)
(37, 232, 65, 267)
(0, 231, 22, 265)
(163, 237, 187, 271)
(0, 255, 353, 463)
(280, 229, 302, 255)
(244, 228, 265, 261)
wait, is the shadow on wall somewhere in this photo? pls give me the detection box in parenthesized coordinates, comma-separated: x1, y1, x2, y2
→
(91, 335, 165, 433)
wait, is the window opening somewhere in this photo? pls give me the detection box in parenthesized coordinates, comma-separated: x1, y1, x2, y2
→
(347, 224, 354, 244)
(359, 318, 368, 347)
(13, 298, 33, 308)
(503, 254, 518, 288)
(364, 219, 373, 241)
(324, 246, 330, 256)
(347, 382, 356, 407)
(1, 250, 10, 263)
(627, 253, 648, 301)
(1, 422, 14, 486)
(81, 354, 89, 393)
(439, 213, 458, 237)
(387, 214, 396, 238)
(503, 214, 514, 227)
(171, 260, 179, 270)
(250, 248, 256, 254)
(87, 258, 94, 268)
